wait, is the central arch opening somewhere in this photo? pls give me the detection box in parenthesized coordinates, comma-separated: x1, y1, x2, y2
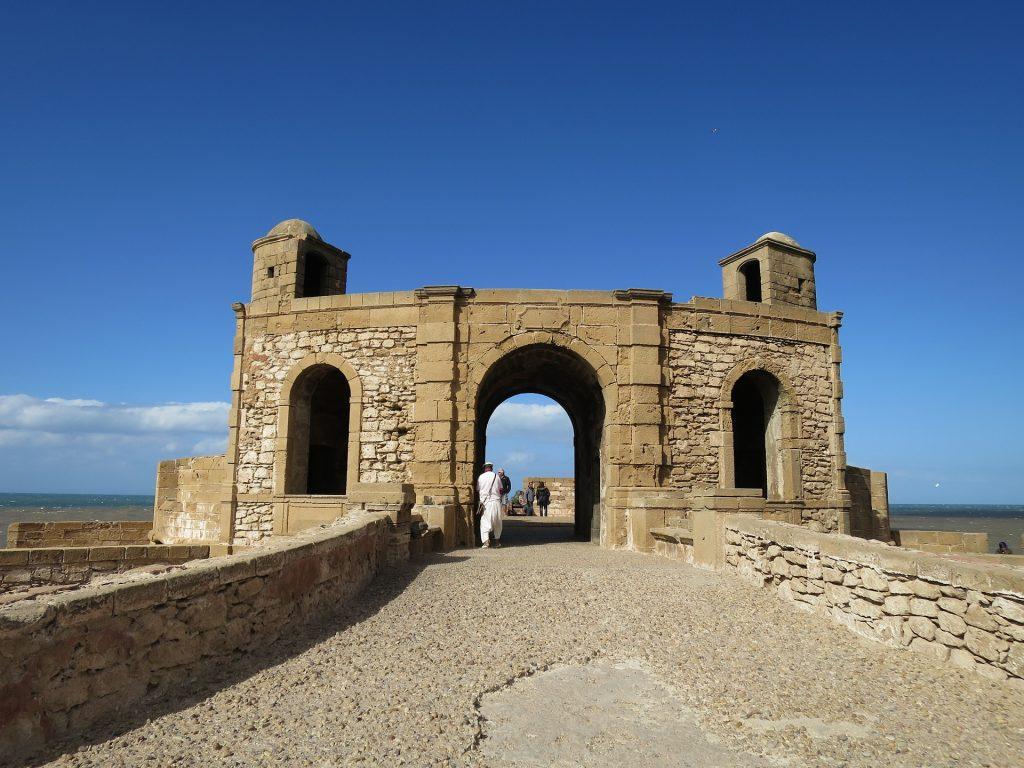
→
(475, 344, 605, 542)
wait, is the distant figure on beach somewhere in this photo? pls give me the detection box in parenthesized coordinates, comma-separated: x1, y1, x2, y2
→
(477, 461, 503, 548)
(997, 541, 1013, 555)
(524, 482, 536, 516)
(536, 482, 550, 517)
(498, 468, 512, 514)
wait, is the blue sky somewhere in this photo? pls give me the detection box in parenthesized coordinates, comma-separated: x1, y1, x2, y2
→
(0, 1, 1021, 501)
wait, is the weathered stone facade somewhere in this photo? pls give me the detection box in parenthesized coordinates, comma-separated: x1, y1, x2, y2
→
(154, 221, 883, 551)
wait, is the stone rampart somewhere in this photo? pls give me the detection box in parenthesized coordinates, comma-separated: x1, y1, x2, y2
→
(0, 544, 207, 595)
(154, 454, 231, 544)
(723, 516, 1024, 683)
(6, 521, 152, 549)
(0, 514, 390, 761)
(893, 529, 989, 554)
(521, 477, 573, 517)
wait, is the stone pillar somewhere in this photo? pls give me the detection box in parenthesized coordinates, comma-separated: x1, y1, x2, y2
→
(827, 311, 853, 533)
(606, 289, 672, 549)
(222, 302, 247, 544)
(410, 286, 473, 546)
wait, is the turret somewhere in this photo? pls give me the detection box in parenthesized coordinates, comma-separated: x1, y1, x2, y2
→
(719, 232, 816, 309)
(250, 219, 350, 304)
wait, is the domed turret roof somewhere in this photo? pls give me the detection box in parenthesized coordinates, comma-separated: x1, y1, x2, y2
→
(266, 219, 322, 240)
(756, 231, 801, 248)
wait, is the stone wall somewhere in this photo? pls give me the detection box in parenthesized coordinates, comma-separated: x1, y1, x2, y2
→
(723, 516, 1024, 684)
(667, 330, 839, 528)
(233, 324, 416, 544)
(0, 544, 208, 595)
(6, 521, 152, 549)
(154, 454, 230, 544)
(521, 477, 574, 517)
(0, 514, 390, 761)
(894, 529, 989, 554)
(846, 466, 890, 541)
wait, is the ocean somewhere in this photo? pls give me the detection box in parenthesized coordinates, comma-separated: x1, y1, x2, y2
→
(0, 493, 154, 548)
(0, 495, 1021, 553)
(889, 504, 1024, 554)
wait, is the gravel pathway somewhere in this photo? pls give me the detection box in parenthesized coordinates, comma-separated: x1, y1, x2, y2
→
(38, 519, 1024, 768)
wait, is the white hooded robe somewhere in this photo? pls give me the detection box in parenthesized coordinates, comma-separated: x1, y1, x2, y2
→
(476, 469, 503, 542)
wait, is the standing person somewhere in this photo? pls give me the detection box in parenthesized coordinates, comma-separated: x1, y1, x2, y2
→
(524, 482, 536, 516)
(477, 461, 503, 548)
(498, 468, 512, 514)
(537, 481, 550, 517)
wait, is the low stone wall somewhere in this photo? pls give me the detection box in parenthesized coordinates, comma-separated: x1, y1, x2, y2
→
(7, 521, 152, 549)
(154, 454, 231, 544)
(846, 466, 890, 540)
(522, 477, 574, 517)
(0, 513, 390, 760)
(893, 529, 989, 554)
(723, 516, 1024, 684)
(0, 544, 209, 595)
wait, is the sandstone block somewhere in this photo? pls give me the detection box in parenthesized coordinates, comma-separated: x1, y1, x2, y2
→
(853, 587, 885, 605)
(883, 595, 910, 616)
(822, 567, 843, 584)
(907, 615, 936, 640)
(936, 610, 968, 637)
(824, 583, 851, 606)
(849, 598, 883, 620)
(909, 598, 939, 618)
(937, 597, 967, 616)
(910, 580, 942, 599)
(782, 550, 807, 566)
(859, 569, 888, 592)
(909, 637, 949, 662)
(991, 597, 1024, 625)
(964, 604, 998, 632)
(934, 628, 964, 648)
(964, 628, 1008, 662)
(1004, 645, 1024, 679)
(949, 648, 977, 669)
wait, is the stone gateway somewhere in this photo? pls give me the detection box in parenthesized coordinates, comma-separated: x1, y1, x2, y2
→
(153, 220, 889, 553)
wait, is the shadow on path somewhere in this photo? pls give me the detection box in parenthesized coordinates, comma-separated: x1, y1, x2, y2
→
(21, 551, 469, 768)
(495, 516, 582, 550)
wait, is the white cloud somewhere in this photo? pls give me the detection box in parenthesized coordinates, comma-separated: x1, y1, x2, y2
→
(0, 394, 228, 435)
(0, 394, 232, 493)
(191, 436, 229, 455)
(487, 402, 573, 443)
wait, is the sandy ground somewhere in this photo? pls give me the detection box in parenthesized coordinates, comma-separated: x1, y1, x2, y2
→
(32, 518, 1024, 768)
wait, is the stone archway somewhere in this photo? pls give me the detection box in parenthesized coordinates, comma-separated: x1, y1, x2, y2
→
(474, 343, 607, 540)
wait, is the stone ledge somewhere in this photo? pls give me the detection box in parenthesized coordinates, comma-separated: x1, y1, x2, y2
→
(650, 526, 694, 545)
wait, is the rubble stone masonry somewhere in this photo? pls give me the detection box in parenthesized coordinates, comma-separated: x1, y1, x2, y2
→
(724, 516, 1024, 684)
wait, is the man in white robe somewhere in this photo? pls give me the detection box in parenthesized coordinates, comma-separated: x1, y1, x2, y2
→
(477, 461, 503, 548)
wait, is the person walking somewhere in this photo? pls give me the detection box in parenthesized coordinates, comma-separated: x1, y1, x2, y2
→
(524, 482, 536, 516)
(498, 468, 512, 514)
(536, 481, 550, 517)
(477, 461, 503, 548)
